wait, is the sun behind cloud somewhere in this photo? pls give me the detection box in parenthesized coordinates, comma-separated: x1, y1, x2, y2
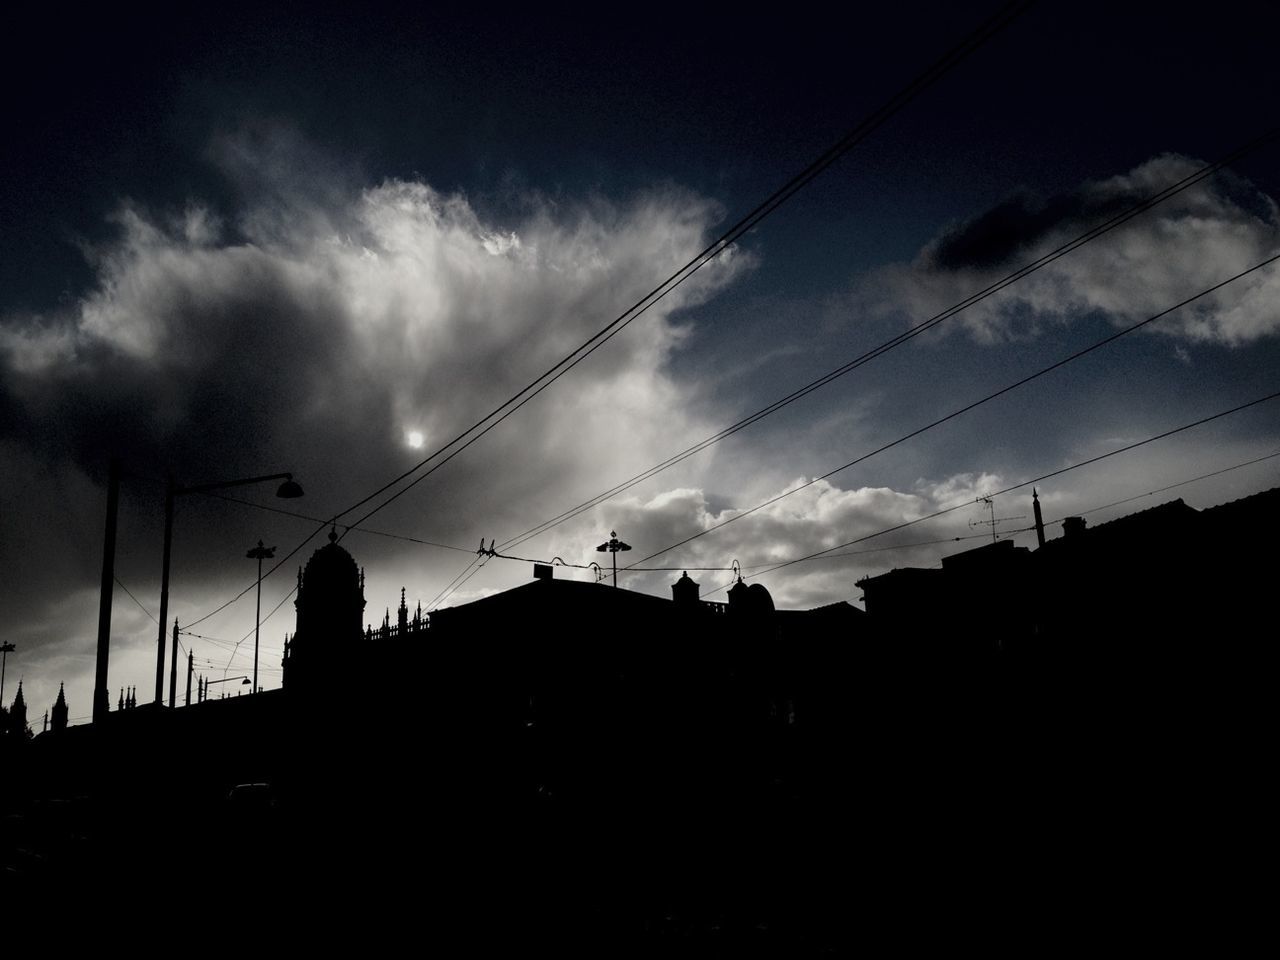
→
(406, 430, 424, 449)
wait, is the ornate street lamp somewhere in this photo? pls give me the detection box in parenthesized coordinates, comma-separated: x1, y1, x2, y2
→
(595, 531, 632, 588)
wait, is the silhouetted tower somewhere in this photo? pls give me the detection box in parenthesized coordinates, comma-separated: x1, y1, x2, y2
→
(118, 689, 124, 712)
(9, 681, 27, 737)
(398, 588, 408, 633)
(1033, 488, 1046, 548)
(284, 529, 366, 694)
(51, 683, 68, 733)
(672, 571, 700, 605)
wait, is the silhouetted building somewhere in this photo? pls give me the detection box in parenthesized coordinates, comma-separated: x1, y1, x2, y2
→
(283, 528, 367, 695)
(7, 681, 28, 739)
(50, 683, 67, 733)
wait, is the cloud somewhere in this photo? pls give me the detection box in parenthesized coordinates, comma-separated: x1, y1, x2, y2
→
(0, 138, 748, 530)
(541, 475, 1006, 610)
(0, 132, 757, 713)
(866, 154, 1280, 345)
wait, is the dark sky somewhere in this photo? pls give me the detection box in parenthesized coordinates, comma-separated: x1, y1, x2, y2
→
(3, 2, 1279, 724)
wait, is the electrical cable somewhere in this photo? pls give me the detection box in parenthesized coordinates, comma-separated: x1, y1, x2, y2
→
(194, 489, 475, 555)
(628, 251, 1280, 567)
(113, 577, 160, 626)
(698, 388, 1280, 596)
(497, 130, 1278, 553)
(178, 4, 1032, 628)
(329, 1, 1033, 538)
(1072, 449, 1280, 519)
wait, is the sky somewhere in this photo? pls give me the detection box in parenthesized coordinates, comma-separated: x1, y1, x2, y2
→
(2, 1, 1279, 726)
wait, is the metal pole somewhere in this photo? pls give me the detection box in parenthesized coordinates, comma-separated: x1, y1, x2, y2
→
(246, 541, 275, 695)
(168, 619, 179, 708)
(186, 649, 193, 707)
(155, 479, 174, 704)
(0, 642, 13, 705)
(93, 458, 120, 725)
(254, 551, 263, 693)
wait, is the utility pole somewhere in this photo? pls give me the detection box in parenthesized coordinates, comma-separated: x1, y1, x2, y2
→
(0, 641, 14, 704)
(246, 540, 276, 694)
(155, 478, 175, 705)
(168, 619, 179, 708)
(185, 650, 193, 707)
(595, 531, 632, 588)
(94, 458, 120, 725)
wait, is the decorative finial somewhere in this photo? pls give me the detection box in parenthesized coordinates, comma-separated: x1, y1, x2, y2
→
(328, 527, 338, 543)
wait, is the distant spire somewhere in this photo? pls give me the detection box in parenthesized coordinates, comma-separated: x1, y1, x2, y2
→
(118, 688, 124, 711)
(1032, 487, 1046, 549)
(8, 681, 27, 737)
(51, 682, 68, 733)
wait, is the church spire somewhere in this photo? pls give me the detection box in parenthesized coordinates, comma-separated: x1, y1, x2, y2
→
(9, 680, 27, 737)
(51, 682, 68, 733)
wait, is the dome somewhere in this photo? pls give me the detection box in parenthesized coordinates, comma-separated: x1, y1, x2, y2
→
(287, 529, 367, 693)
(302, 529, 360, 596)
(745, 582, 775, 614)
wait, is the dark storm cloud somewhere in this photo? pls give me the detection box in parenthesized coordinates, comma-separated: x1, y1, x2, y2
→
(923, 188, 1132, 272)
(875, 155, 1280, 344)
(0, 133, 758, 613)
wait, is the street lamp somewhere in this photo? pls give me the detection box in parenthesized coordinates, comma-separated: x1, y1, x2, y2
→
(246, 540, 276, 695)
(595, 531, 632, 588)
(204, 676, 251, 700)
(156, 473, 303, 705)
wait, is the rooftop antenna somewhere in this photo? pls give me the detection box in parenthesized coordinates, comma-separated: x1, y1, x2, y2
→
(970, 496, 1026, 544)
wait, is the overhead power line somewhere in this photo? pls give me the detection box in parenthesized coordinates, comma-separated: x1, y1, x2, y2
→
(497, 130, 1278, 553)
(114, 577, 160, 626)
(628, 251, 1280, 567)
(181, 2, 1031, 631)
(195, 489, 475, 554)
(703, 388, 1280, 595)
(330, 1, 1033, 535)
(1067, 449, 1280, 520)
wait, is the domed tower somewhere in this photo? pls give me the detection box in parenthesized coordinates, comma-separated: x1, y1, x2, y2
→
(284, 529, 366, 694)
(672, 571, 700, 606)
